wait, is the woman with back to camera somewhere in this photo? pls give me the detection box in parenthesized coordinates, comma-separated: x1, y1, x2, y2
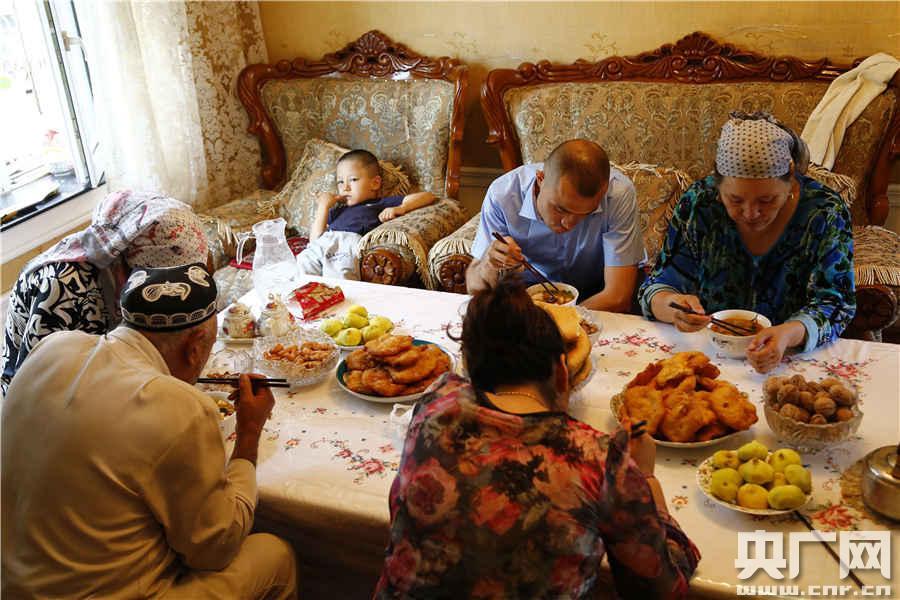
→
(639, 111, 855, 373)
(374, 280, 700, 599)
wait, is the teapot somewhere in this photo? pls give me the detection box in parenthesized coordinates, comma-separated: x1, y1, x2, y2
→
(236, 218, 300, 302)
(862, 443, 900, 521)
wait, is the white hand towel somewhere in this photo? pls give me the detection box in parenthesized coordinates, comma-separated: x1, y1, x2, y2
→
(801, 53, 900, 169)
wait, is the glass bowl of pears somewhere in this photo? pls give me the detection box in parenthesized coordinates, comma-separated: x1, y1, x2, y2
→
(696, 440, 813, 515)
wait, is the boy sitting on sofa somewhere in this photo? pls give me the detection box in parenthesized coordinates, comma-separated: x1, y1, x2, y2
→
(297, 149, 436, 280)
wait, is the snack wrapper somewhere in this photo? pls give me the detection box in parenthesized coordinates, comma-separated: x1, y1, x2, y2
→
(292, 282, 345, 320)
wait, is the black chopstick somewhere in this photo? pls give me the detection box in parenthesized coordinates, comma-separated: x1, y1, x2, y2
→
(630, 419, 647, 438)
(794, 511, 865, 590)
(667, 302, 757, 336)
(197, 377, 290, 388)
(491, 232, 561, 296)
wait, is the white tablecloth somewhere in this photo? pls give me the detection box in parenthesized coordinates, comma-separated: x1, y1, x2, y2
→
(221, 277, 899, 597)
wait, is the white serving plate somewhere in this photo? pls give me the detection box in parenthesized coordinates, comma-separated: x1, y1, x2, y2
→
(696, 455, 812, 515)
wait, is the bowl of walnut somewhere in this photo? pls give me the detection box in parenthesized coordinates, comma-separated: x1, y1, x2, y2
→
(762, 374, 862, 449)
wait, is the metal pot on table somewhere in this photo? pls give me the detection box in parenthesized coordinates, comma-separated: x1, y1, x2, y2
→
(862, 443, 900, 521)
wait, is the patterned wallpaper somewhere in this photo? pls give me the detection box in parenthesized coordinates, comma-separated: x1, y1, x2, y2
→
(258, 1, 900, 173)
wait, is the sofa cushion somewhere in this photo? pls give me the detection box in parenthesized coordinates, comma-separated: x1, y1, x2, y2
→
(806, 164, 857, 208)
(275, 138, 412, 235)
(360, 198, 466, 289)
(612, 162, 692, 269)
(504, 81, 895, 224)
(260, 77, 455, 196)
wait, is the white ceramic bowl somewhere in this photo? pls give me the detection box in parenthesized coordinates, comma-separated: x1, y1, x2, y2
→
(527, 282, 579, 306)
(206, 391, 237, 442)
(706, 309, 771, 359)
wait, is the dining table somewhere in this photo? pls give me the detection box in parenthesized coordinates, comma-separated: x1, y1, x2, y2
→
(215, 276, 899, 599)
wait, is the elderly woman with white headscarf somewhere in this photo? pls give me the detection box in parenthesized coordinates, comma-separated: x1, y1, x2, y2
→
(1, 191, 210, 392)
(639, 111, 855, 373)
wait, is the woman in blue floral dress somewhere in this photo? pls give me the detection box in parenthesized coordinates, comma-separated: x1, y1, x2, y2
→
(639, 112, 855, 373)
(374, 281, 700, 599)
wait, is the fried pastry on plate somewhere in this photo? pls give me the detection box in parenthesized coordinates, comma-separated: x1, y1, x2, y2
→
(344, 370, 374, 394)
(381, 346, 423, 368)
(566, 328, 591, 375)
(388, 345, 439, 384)
(534, 301, 581, 343)
(346, 349, 377, 371)
(365, 334, 413, 357)
(658, 391, 717, 442)
(362, 367, 407, 396)
(623, 385, 666, 436)
(707, 381, 758, 431)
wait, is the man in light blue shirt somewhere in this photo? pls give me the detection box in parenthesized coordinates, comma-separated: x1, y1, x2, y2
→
(466, 140, 644, 312)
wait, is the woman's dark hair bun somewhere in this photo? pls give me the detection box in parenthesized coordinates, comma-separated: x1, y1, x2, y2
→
(457, 278, 565, 391)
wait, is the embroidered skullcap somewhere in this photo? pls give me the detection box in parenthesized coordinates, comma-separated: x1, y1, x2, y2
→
(125, 207, 209, 269)
(120, 263, 218, 331)
(716, 111, 798, 179)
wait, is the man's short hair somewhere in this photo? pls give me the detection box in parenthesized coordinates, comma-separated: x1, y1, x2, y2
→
(544, 140, 610, 198)
(337, 149, 382, 178)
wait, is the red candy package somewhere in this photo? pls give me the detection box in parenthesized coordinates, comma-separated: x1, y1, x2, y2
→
(292, 282, 345, 320)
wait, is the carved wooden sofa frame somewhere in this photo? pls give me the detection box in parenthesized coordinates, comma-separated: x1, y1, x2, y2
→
(434, 32, 900, 340)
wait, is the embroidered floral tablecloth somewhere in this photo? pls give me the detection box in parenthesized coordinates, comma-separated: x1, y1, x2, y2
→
(223, 277, 899, 596)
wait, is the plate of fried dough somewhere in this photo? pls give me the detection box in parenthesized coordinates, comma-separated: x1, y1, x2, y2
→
(337, 335, 454, 404)
(534, 301, 594, 390)
(610, 351, 758, 448)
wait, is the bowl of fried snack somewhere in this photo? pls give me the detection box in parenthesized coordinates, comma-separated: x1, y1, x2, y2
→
(533, 301, 593, 390)
(762, 374, 862, 449)
(253, 329, 339, 388)
(706, 309, 770, 359)
(206, 391, 237, 441)
(611, 351, 758, 447)
(338, 335, 453, 404)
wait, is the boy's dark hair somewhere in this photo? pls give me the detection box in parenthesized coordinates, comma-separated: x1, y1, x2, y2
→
(544, 139, 610, 198)
(337, 149, 382, 178)
(453, 279, 565, 394)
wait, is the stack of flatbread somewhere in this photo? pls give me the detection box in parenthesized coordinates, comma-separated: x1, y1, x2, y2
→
(535, 301, 592, 387)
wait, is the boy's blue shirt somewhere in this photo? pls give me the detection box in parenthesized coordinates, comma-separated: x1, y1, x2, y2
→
(327, 195, 404, 236)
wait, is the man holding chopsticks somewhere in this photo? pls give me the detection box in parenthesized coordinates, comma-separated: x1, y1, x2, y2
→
(466, 139, 644, 312)
(2, 263, 297, 599)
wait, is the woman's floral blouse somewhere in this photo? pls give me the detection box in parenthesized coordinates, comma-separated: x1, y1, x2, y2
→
(639, 175, 855, 353)
(374, 374, 700, 599)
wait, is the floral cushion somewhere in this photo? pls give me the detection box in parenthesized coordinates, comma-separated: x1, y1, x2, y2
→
(274, 138, 412, 235)
(504, 81, 895, 225)
(261, 77, 455, 196)
(612, 163, 692, 268)
(360, 198, 467, 289)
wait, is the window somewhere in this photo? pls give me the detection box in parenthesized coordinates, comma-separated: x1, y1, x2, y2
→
(0, 0, 102, 229)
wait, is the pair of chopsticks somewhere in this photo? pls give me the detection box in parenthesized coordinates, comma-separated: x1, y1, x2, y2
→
(197, 376, 290, 389)
(668, 302, 757, 336)
(491, 232, 561, 299)
(630, 419, 647, 438)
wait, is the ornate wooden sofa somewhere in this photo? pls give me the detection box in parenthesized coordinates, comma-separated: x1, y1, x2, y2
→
(202, 31, 468, 303)
(428, 32, 900, 340)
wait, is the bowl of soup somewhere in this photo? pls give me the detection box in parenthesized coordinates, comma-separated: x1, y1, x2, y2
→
(706, 309, 770, 359)
(527, 282, 578, 306)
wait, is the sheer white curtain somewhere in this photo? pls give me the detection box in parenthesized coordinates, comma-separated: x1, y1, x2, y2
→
(80, 1, 267, 209)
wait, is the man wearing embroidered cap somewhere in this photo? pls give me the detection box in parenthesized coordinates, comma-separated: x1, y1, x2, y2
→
(2, 264, 297, 599)
(639, 111, 856, 372)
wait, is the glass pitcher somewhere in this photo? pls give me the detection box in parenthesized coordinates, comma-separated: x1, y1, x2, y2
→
(236, 218, 300, 302)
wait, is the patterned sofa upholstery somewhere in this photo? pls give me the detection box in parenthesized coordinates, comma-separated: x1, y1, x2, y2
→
(201, 30, 468, 294)
(433, 32, 900, 340)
